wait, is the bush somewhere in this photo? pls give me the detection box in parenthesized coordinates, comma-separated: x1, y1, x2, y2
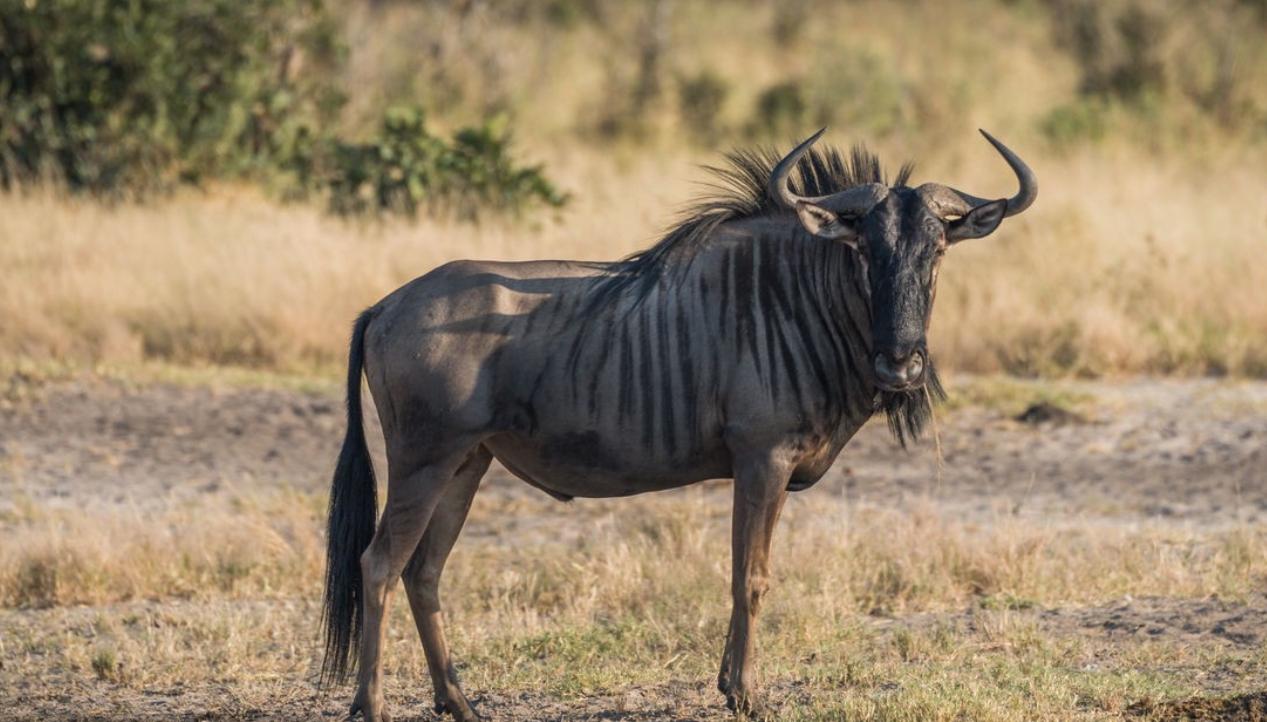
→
(0, 0, 342, 194)
(1042, 0, 1267, 140)
(747, 48, 909, 142)
(0, 1, 565, 221)
(770, 0, 811, 48)
(676, 69, 730, 144)
(1051, 1, 1166, 104)
(751, 81, 808, 138)
(806, 47, 909, 137)
(1040, 100, 1109, 147)
(321, 107, 568, 220)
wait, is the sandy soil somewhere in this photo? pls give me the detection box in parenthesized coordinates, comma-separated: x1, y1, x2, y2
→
(1, 374, 1265, 720)
(3, 375, 1264, 524)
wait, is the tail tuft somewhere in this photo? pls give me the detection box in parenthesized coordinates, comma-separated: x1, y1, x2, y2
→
(320, 309, 378, 686)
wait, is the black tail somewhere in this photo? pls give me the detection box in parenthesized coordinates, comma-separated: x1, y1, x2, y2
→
(320, 309, 378, 686)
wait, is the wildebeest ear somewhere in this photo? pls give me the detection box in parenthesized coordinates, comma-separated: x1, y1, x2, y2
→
(795, 201, 859, 247)
(946, 198, 1007, 242)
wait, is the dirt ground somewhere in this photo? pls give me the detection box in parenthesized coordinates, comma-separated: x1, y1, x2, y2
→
(3, 374, 1264, 523)
(1, 374, 1265, 720)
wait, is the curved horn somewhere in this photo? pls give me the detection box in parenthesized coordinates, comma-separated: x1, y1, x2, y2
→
(919, 129, 1037, 218)
(769, 128, 886, 215)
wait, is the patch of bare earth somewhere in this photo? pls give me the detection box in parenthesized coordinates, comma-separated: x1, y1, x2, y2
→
(3, 376, 1264, 522)
(2, 374, 1265, 720)
(1129, 692, 1267, 722)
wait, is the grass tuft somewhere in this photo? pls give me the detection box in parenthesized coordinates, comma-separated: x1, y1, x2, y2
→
(2, 485, 1263, 718)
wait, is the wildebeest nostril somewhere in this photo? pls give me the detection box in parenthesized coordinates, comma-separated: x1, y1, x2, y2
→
(874, 350, 925, 388)
(906, 351, 925, 380)
(874, 353, 909, 385)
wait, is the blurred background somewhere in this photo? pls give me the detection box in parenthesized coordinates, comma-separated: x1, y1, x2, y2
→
(3, 0, 1265, 380)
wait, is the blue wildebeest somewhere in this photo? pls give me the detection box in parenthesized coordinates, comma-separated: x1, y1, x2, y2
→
(321, 129, 1037, 721)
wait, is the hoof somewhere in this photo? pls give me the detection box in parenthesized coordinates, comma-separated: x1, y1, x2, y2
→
(348, 696, 392, 722)
(724, 690, 772, 721)
(434, 696, 483, 722)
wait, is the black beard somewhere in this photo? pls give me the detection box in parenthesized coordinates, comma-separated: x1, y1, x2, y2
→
(877, 358, 944, 448)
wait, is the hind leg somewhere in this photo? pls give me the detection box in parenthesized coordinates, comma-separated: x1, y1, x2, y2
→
(403, 445, 492, 722)
(350, 445, 476, 722)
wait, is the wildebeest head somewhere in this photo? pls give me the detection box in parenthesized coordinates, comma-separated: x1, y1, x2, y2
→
(769, 129, 1037, 392)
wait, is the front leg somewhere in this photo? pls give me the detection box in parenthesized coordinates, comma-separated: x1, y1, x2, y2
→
(718, 450, 791, 718)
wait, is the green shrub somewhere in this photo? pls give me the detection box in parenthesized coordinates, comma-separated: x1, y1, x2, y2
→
(807, 47, 909, 137)
(748, 47, 910, 141)
(677, 69, 730, 144)
(91, 648, 121, 682)
(1044, 0, 1170, 107)
(321, 107, 568, 220)
(770, 0, 811, 48)
(0, 1, 565, 221)
(543, 0, 604, 28)
(1039, 100, 1109, 147)
(1042, 0, 1267, 140)
(751, 81, 808, 138)
(0, 0, 342, 194)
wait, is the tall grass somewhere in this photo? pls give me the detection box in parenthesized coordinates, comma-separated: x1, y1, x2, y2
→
(3, 0, 1265, 376)
(3, 487, 1262, 613)
(0, 488, 324, 608)
(334, 0, 1267, 151)
(2, 139, 1264, 376)
(4, 487, 1263, 718)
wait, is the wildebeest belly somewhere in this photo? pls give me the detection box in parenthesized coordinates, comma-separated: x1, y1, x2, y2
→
(483, 429, 732, 499)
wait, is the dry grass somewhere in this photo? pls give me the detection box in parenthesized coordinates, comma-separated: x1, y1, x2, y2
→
(2, 139, 1265, 377)
(932, 148, 1267, 376)
(0, 152, 688, 371)
(4, 0, 1266, 378)
(3, 486, 1263, 615)
(336, 1, 1267, 152)
(0, 488, 325, 609)
(2, 485, 1265, 719)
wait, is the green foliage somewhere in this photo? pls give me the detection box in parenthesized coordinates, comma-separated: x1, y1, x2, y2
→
(770, 0, 812, 47)
(0, 0, 566, 221)
(748, 48, 909, 141)
(807, 47, 909, 136)
(542, 0, 605, 28)
(0, 0, 342, 194)
(1044, 0, 1266, 136)
(1052, 1, 1169, 104)
(751, 81, 808, 138)
(1040, 100, 1109, 147)
(91, 648, 120, 682)
(321, 107, 568, 220)
(676, 69, 730, 144)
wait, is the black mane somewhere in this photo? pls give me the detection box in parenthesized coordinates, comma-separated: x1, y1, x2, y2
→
(595, 143, 914, 303)
(594, 141, 939, 447)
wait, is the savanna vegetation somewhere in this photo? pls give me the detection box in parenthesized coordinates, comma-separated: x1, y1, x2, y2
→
(1, 0, 1266, 377)
(5, 457, 1267, 720)
(3, 4, 1267, 719)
